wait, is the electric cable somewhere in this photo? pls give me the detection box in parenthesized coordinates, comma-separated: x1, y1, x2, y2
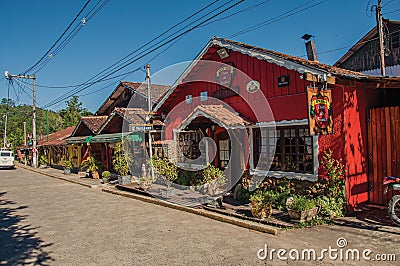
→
(22, 0, 92, 74)
(228, 0, 325, 38)
(43, 0, 244, 108)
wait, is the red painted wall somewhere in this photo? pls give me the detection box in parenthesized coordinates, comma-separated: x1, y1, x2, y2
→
(342, 84, 383, 210)
(158, 45, 378, 210)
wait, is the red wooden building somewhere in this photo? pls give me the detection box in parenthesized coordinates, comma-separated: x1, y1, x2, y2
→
(153, 37, 400, 211)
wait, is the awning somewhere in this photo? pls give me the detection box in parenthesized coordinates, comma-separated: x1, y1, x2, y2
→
(90, 132, 143, 143)
(66, 136, 92, 144)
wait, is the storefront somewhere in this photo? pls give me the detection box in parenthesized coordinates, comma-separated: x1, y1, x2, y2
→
(152, 36, 396, 210)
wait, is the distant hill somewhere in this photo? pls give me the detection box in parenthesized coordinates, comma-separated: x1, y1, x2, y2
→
(0, 96, 92, 149)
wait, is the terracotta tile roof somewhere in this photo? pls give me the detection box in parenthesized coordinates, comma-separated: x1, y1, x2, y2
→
(113, 107, 164, 126)
(180, 105, 250, 129)
(96, 81, 170, 116)
(212, 37, 367, 79)
(37, 126, 75, 147)
(81, 116, 108, 133)
(121, 81, 170, 103)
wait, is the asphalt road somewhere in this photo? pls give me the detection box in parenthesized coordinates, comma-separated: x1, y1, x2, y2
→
(0, 167, 399, 265)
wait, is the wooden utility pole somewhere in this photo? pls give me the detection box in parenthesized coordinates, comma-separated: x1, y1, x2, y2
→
(376, 0, 385, 76)
(5, 71, 37, 167)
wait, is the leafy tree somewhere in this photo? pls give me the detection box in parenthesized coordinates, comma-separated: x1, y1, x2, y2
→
(58, 96, 93, 127)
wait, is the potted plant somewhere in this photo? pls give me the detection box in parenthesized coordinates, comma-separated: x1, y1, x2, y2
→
(112, 142, 133, 184)
(81, 155, 102, 179)
(151, 155, 178, 197)
(102, 170, 111, 184)
(63, 160, 73, 175)
(287, 195, 318, 223)
(250, 190, 277, 219)
(201, 163, 226, 195)
(39, 155, 49, 168)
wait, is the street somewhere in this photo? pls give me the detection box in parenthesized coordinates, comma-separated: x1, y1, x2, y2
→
(1, 167, 399, 265)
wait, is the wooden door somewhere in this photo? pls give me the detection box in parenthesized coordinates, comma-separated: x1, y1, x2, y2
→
(368, 107, 400, 205)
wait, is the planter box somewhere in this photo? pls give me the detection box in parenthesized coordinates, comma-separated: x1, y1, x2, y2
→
(287, 207, 318, 223)
(118, 176, 131, 185)
(64, 168, 71, 175)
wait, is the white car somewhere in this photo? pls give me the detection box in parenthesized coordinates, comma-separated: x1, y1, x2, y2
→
(0, 150, 15, 169)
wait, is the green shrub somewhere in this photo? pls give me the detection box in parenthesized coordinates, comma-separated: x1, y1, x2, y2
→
(288, 195, 317, 211)
(63, 160, 73, 170)
(39, 155, 48, 166)
(81, 156, 101, 172)
(102, 171, 111, 178)
(151, 155, 178, 186)
(112, 142, 132, 176)
(202, 163, 225, 186)
(317, 150, 346, 219)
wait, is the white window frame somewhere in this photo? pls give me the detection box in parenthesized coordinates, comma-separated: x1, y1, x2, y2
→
(200, 91, 208, 101)
(249, 119, 319, 182)
(185, 95, 192, 104)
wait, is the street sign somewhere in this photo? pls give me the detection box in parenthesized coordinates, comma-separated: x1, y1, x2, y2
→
(129, 124, 153, 132)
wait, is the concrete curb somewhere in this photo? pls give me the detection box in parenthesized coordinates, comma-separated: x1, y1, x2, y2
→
(18, 164, 92, 188)
(19, 164, 280, 235)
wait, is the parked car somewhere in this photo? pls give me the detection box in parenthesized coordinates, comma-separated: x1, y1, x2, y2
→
(0, 150, 15, 169)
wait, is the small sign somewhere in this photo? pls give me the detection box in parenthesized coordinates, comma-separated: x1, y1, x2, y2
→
(212, 87, 239, 99)
(216, 63, 236, 89)
(307, 87, 333, 135)
(129, 124, 153, 132)
(246, 80, 260, 93)
(278, 75, 290, 87)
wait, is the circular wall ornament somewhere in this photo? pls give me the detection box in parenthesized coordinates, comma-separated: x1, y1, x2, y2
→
(246, 80, 260, 93)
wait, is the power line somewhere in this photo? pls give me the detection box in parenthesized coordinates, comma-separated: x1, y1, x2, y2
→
(228, 0, 325, 38)
(384, 7, 400, 15)
(295, 28, 400, 58)
(22, 0, 92, 74)
(43, 0, 245, 108)
(199, 0, 273, 27)
(42, 0, 224, 105)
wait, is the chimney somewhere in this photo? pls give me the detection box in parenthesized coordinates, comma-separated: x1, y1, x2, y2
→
(301, 34, 318, 62)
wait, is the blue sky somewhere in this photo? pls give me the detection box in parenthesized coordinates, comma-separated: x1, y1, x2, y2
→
(1, 0, 399, 113)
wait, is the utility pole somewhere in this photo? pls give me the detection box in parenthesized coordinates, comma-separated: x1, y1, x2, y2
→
(23, 121, 27, 166)
(145, 64, 155, 181)
(2, 114, 7, 148)
(376, 0, 385, 76)
(23, 121, 27, 146)
(5, 71, 37, 168)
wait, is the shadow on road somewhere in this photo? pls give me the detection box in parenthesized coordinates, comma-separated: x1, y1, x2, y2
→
(0, 191, 54, 265)
(333, 207, 400, 236)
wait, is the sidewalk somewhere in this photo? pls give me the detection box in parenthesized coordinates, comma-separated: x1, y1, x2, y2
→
(17, 163, 102, 188)
(16, 163, 281, 235)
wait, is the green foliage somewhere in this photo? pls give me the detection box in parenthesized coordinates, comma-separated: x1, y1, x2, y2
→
(63, 160, 73, 170)
(151, 155, 178, 185)
(58, 96, 92, 127)
(237, 186, 251, 203)
(0, 103, 63, 149)
(81, 156, 101, 172)
(112, 142, 132, 176)
(317, 150, 346, 219)
(175, 171, 200, 186)
(288, 195, 317, 211)
(102, 171, 111, 178)
(250, 189, 278, 205)
(39, 155, 48, 166)
(202, 163, 225, 186)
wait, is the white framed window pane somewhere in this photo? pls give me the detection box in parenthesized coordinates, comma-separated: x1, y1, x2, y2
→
(185, 95, 192, 104)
